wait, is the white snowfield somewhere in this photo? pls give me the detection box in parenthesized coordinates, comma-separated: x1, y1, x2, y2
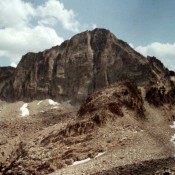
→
(95, 152, 105, 158)
(73, 158, 91, 165)
(20, 103, 29, 117)
(170, 122, 175, 129)
(72, 152, 105, 166)
(51, 106, 59, 109)
(170, 135, 175, 144)
(170, 121, 175, 145)
(48, 99, 60, 106)
(37, 101, 43, 105)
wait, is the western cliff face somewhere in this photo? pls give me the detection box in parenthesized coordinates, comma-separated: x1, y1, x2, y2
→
(0, 67, 15, 100)
(0, 28, 173, 102)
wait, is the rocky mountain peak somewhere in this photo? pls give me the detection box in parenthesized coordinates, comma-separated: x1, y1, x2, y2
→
(0, 28, 173, 103)
(1, 29, 175, 175)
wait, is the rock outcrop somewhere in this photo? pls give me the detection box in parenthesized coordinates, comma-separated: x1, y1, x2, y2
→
(0, 81, 148, 174)
(0, 67, 15, 100)
(1, 79, 175, 175)
(0, 28, 174, 103)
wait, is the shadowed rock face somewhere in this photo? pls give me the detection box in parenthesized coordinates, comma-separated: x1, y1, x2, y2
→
(0, 67, 15, 100)
(0, 28, 173, 102)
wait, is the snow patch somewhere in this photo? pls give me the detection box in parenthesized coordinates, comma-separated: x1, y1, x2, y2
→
(51, 106, 59, 109)
(170, 121, 175, 145)
(48, 99, 59, 106)
(170, 135, 175, 144)
(37, 101, 43, 105)
(72, 152, 105, 166)
(20, 103, 29, 117)
(170, 121, 175, 129)
(95, 152, 105, 158)
(73, 158, 91, 165)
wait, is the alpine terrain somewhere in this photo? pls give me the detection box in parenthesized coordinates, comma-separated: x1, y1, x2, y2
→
(0, 28, 175, 175)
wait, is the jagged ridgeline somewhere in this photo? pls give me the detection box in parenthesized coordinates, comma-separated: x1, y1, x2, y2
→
(0, 28, 174, 102)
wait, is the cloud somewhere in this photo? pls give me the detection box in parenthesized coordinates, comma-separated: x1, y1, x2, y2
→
(11, 62, 17, 68)
(0, 0, 97, 67)
(92, 24, 97, 29)
(38, 17, 58, 27)
(135, 42, 175, 71)
(129, 43, 134, 48)
(0, 0, 80, 32)
(0, 26, 63, 62)
(37, 0, 80, 33)
(0, 0, 35, 28)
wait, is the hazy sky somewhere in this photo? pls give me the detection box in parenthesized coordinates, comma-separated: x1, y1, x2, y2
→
(0, 0, 175, 70)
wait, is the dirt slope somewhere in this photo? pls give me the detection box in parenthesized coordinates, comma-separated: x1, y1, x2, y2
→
(1, 81, 175, 175)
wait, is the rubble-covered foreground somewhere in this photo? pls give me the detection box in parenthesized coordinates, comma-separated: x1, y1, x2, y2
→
(1, 81, 175, 175)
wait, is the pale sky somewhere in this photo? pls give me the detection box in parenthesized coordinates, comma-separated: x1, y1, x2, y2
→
(0, 0, 175, 70)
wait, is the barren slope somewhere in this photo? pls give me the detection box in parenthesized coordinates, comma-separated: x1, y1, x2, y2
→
(0, 28, 175, 175)
(1, 81, 175, 175)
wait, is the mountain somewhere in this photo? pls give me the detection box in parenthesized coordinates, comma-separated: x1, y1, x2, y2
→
(0, 28, 173, 103)
(1, 29, 175, 175)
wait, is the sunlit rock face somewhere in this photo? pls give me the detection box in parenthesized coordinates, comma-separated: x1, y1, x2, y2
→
(0, 28, 173, 103)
